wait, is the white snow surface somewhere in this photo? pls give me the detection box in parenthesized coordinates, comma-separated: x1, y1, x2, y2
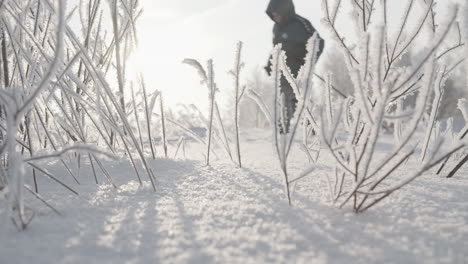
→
(1, 129, 468, 264)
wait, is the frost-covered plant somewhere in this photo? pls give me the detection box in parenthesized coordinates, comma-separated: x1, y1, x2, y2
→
(0, 0, 160, 229)
(229, 42, 246, 168)
(184, 45, 249, 167)
(249, 35, 322, 205)
(318, 0, 465, 212)
(0, 0, 90, 229)
(183, 59, 219, 165)
(434, 9, 468, 178)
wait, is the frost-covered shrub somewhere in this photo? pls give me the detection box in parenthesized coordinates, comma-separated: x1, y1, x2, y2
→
(0, 0, 159, 230)
(313, 0, 466, 212)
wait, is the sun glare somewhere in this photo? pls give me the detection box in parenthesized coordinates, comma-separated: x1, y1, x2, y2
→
(128, 23, 209, 110)
(126, 0, 272, 111)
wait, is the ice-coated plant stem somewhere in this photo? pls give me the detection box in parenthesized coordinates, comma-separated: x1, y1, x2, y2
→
(159, 92, 168, 158)
(141, 77, 156, 159)
(231, 41, 244, 168)
(206, 59, 216, 166)
(111, 0, 126, 113)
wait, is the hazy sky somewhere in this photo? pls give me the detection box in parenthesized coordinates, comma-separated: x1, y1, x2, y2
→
(129, 0, 465, 109)
(138, 0, 228, 28)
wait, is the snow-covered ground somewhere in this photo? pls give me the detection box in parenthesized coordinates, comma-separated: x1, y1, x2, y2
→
(1, 129, 467, 264)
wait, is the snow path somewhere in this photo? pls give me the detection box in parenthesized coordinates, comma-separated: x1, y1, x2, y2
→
(1, 132, 468, 263)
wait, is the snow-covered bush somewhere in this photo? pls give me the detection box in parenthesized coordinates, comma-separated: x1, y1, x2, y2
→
(0, 0, 68, 229)
(0, 0, 163, 229)
(435, 4, 468, 178)
(314, 0, 466, 212)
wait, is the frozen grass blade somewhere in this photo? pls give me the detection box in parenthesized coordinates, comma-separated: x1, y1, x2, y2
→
(141, 76, 156, 159)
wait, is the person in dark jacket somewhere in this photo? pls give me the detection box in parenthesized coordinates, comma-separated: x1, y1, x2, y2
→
(265, 0, 324, 133)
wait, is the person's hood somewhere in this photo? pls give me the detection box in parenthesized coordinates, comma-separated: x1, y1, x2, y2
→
(266, 0, 296, 24)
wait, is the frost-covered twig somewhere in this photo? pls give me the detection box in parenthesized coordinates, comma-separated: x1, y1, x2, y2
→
(174, 136, 186, 159)
(24, 185, 61, 216)
(111, 0, 126, 113)
(130, 83, 144, 151)
(28, 162, 79, 196)
(205, 60, 216, 165)
(420, 69, 446, 162)
(23, 144, 114, 163)
(141, 77, 157, 159)
(214, 103, 233, 162)
(246, 88, 272, 125)
(159, 92, 168, 158)
(322, 0, 359, 65)
(230, 41, 244, 168)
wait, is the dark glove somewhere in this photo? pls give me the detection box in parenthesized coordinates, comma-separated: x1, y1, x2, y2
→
(264, 55, 273, 76)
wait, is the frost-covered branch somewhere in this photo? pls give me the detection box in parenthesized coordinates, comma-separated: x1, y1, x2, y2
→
(316, 0, 463, 212)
